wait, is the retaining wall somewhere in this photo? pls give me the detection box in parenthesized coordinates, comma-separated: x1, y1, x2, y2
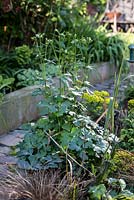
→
(0, 62, 115, 135)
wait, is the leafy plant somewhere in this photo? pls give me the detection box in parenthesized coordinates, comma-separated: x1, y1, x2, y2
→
(17, 78, 115, 176)
(16, 68, 43, 88)
(15, 45, 32, 67)
(128, 99, 134, 110)
(0, 75, 14, 101)
(111, 150, 134, 177)
(124, 86, 134, 101)
(82, 90, 110, 119)
(0, 45, 33, 78)
(0, 49, 17, 77)
(119, 111, 134, 152)
(88, 178, 134, 200)
(108, 178, 134, 200)
(82, 90, 118, 122)
(88, 184, 107, 200)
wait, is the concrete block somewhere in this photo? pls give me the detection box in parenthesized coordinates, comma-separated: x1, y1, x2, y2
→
(78, 62, 115, 84)
(0, 86, 43, 135)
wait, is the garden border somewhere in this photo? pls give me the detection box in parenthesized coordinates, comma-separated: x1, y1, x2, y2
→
(0, 62, 115, 135)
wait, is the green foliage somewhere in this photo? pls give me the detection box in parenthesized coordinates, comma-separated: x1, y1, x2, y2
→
(109, 150, 134, 197)
(89, 0, 106, 4)
(17, 78, 115, 173)
(0, 49, 17, 77)
(111, 150, 134, 174)
(15, 45, 32, 67)
(82, 90, 118, 121)
(0, 0, 90, 49)
(120, 111, 134, 152)
(124, 86, 134, 101)
(0, 75, 14, 91)
(108, 178, 134, 200)
(0, 75, 14, 101)
(119, 79, 134, 152)
(128, 99, 134, 110)
(1, 0, 125, 70)
(44, 28, 125, 70)
(16, 68, 43, 88)
(0, 45, 32, 77)
(117, 33, 134, 59)
(30, 28, 125, 76)
(88, 184, 107, 200)
(88, 178, 134, 200)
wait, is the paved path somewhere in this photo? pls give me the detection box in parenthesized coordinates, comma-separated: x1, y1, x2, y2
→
(90, 77, 127, 97)
(0, 129, 28, 176)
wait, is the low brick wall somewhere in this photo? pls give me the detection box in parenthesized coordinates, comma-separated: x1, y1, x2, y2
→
(0, 62, 115, 135)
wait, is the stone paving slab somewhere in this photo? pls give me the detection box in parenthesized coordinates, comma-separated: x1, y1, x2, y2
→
(0, 130, 26, 147)
(0, 130, 26, 179)
(0, 154, 18, 165)
(0, 146, 11, 155)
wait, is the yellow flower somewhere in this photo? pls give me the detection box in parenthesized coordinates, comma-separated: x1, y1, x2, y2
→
(128, 99, 134, 110)
(104, 98, 110, 105)
(94, 90, 109, 97)
(82, 92, 90, 101)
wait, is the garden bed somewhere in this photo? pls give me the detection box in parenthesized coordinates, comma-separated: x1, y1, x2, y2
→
(0, 62, 115, 135)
